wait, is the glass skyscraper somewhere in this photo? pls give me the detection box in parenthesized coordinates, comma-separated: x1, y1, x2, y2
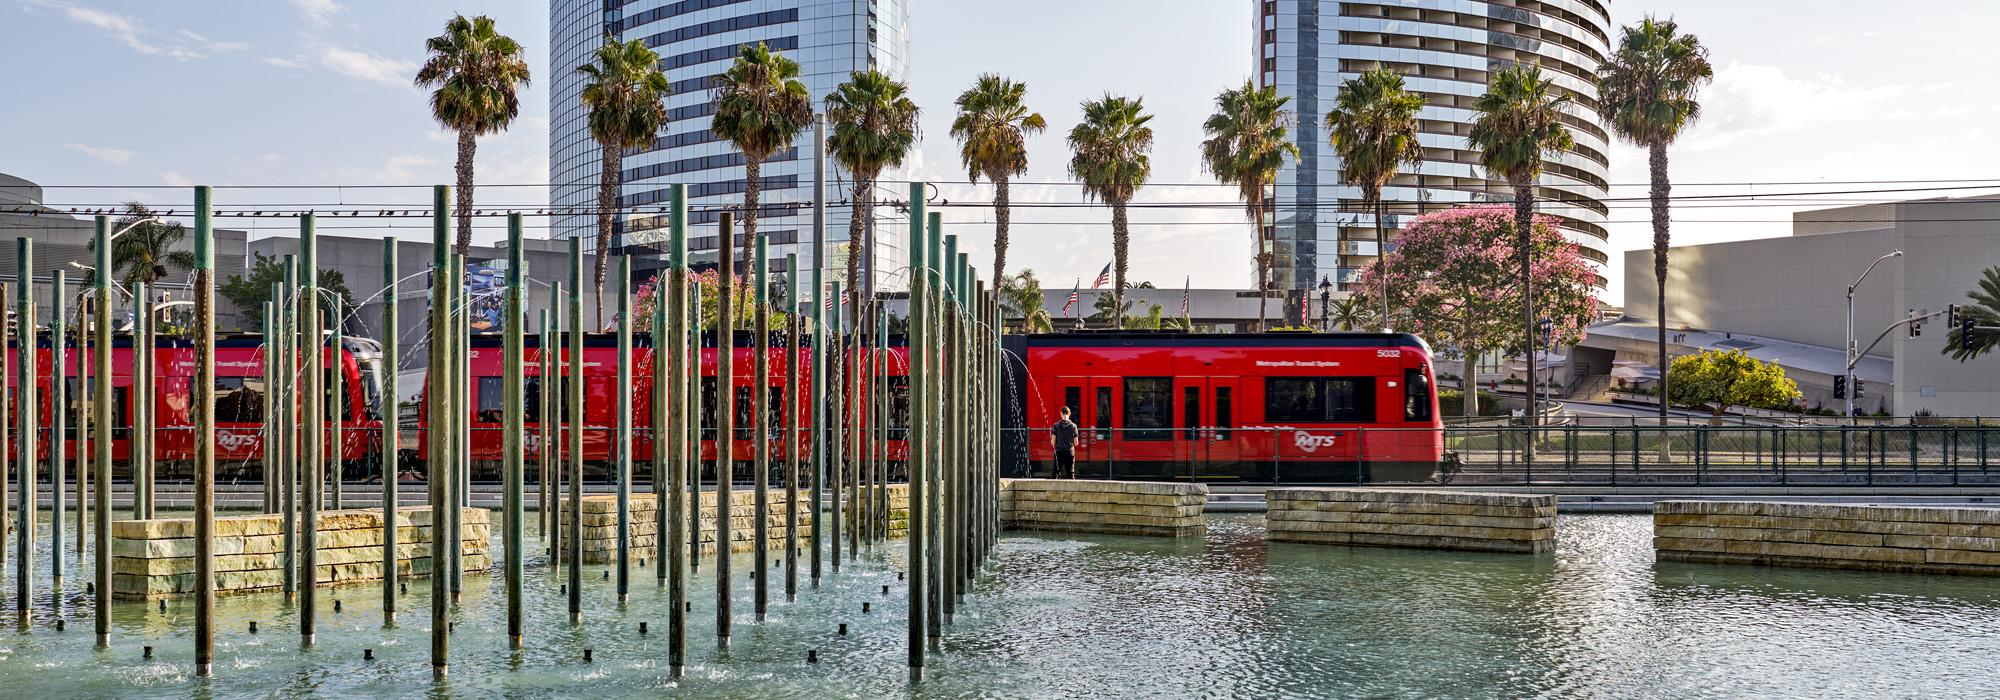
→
(549, 0, 911, 282)
(1256, 0, 1612, 318)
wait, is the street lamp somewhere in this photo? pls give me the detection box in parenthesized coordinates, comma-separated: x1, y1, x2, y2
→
(1846, 250, 1901, 418)
(1318, 275, 1333, 332)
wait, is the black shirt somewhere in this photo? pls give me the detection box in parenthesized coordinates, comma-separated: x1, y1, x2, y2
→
(1051, 418, 1078, 453)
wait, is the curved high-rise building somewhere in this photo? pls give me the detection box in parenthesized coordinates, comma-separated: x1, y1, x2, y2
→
(1256, 0, 1612, 318)
(550, 0, 911, 281)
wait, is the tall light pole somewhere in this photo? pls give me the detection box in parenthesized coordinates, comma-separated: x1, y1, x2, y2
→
(1846, 250, 1901, 418)
(1317, 276, 1333, 332)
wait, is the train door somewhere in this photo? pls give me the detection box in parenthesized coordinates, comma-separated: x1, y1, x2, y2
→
(1204, 377, 1248, 480)
(1082, 377, 1117, 479)
(1173, 377, 1205, 481)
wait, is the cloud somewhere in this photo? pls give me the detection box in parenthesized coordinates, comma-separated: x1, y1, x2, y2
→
(160, 172, 194, 187)
(291, 0, 343, 26)
(28, 0, 240, 60)
(264, 56, 309, 69)
(320, 47, 414, 87)
(64, 143, 135, 165)
(381, 155, 435, 182)
(1680, 63, 1915, 152)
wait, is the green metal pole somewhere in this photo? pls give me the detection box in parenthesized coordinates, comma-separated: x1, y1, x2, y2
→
(784, 253, 799, 602)
(539, 307, 553, 553)
(278, 258, 293, 598)
(753, 233, 769, 621)
(192, 185, 217, 676)
(874, 304, 887, 546)
(0, 282, 9, 572)
(715, 211, 736, 649)
(300, 212, 322, 648)
(381, 237, 399, 624)
(14, 243, 36, 622)
(926, 212, 943, 646)
(958, 255, 972, 598)
(504, 214, 526, 648)
(264, 297, 278, 515)
(940, 236, 958, 625)
(685, 271, 700, 577)
(93, 216, 112, 648)
(906, 183, 928, 678)
(51, 270, 65, 586)
(810, 114, 827, 587)
(829, 279, 843, 573)
(330, 296, 344, 513)
(132, 279, 149, 521)
(566, 238, 583, 625)
(665, 183, 688, 677)
(427, 186, 450, 673)
(616, 253, 634, 603)
(448, 252, 466, 600)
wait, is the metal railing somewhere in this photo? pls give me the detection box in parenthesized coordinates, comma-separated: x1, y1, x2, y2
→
(1000, 423, 2000, 487)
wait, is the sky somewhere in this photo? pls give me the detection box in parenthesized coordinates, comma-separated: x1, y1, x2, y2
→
(5, 0, 2000, 306)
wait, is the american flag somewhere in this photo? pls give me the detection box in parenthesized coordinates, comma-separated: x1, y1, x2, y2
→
(1062, 280, 1080, 313)
(1090, 263, 1112, 289)
(823, 294, 848, 311)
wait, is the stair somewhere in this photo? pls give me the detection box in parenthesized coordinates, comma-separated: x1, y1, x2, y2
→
(1568, 374, 1613, 402)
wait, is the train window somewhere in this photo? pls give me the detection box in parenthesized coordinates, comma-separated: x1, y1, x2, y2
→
(700, 377, 718, 438)
(1404, 369, 1432, 422)
(1265, 377, 1376, 423)
(215, 376, 264, 424)
(1093, 387, 1111, 440)
(476, 377, 503, 424)
(64, 378, 85, 436)
(322, 369, 348, 421)
(734, 386, 754, 440)
(1183, 387, 1200, 440)
(1214, 387, 1233, 439)
(888, 376, 910, 439)
(766, 386, 783, 437)
(113, 387, 130, 434)
(523, 377, 542, 423)
(1122, 377, 1172, 441)
(1062, 386, 1081, 424)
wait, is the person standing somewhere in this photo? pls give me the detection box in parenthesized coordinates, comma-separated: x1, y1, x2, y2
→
(1051, 406, 1079, 478)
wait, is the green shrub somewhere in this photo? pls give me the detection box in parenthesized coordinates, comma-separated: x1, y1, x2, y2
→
(1439, 389, 1510, 417)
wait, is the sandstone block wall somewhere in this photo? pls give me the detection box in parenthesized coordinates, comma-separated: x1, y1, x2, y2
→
(111, 506, 490, 599)
(1267, 488, 1556, 553)
(560, 490, 815, 564)
(1655, 500, 2000, 575)
(999, 479, 1206, 537)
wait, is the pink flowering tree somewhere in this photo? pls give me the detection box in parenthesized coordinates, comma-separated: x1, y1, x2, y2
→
(617, 269, 789, 332)
(1354, 206, 1597, 417)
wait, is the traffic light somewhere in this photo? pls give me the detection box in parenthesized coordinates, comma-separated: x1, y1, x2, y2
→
(1965, 319, 1979, 352)
(1948, 304, 1962, 328)
(1855, 378, 1866, 399)
(1908, 309, 1923, 338)
(1833, 375, 1846, 399)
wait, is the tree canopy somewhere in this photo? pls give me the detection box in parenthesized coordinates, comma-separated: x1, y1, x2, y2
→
(219, 252, 355, 330)
(1666, 349, 1801, 417)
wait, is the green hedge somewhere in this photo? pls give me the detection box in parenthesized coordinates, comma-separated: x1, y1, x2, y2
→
(1439, 389, 1510, 417)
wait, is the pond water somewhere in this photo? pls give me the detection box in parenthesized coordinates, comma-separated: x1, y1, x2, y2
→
(3, 511, 1999, 698)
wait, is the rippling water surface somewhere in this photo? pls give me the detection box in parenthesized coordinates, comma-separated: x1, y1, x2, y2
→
(4, 511, 2000, 698)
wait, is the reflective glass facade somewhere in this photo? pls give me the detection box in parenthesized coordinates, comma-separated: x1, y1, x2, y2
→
(549, 0, 911, 284)
(1256, 0, 1612, 318)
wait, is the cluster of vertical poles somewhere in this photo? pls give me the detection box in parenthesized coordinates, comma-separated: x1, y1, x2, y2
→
(3, 176, 1003, 683)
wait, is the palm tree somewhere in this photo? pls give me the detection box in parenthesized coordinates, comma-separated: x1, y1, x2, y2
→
(1068, 94, 1154, 330)
(951, 74, 1045, 285)
(1326, 68, 1426, 328)
(824, 68, 919, 321)
(577, 37, 670, 326)
(712, 42, 813, 300)
(1469, 63, 1575, 429)
(1326, 296, 1376, 332)
(88, 202, 197, 289)
(1200, 80, 1297, 331)
(414, 14, 531, 255)
(1599, 17, 1713, 422)
(1944, 267, 2000, 362)
(999, 269, 1054, 334)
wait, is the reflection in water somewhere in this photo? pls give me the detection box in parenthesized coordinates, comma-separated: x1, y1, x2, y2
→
(3, 511, 2000, 697)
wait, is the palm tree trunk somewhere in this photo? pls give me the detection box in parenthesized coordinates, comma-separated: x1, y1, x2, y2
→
(595, 143, 620, 329)
(454, 129, 477, 255)
(993, 174, 1011, 286)
(1253, 189, 1268, 331)
(1650, 140, 1671, 424)
(1372, 190, 1389, 330)
(740, 157, 762, 323)
(1111, 199, 1130, 330)
(845, 175, 869, 340)
(1514, 180, 1538, 438)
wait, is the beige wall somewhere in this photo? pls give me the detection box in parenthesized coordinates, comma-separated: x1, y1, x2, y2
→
(1887, 199, 2000, 416)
